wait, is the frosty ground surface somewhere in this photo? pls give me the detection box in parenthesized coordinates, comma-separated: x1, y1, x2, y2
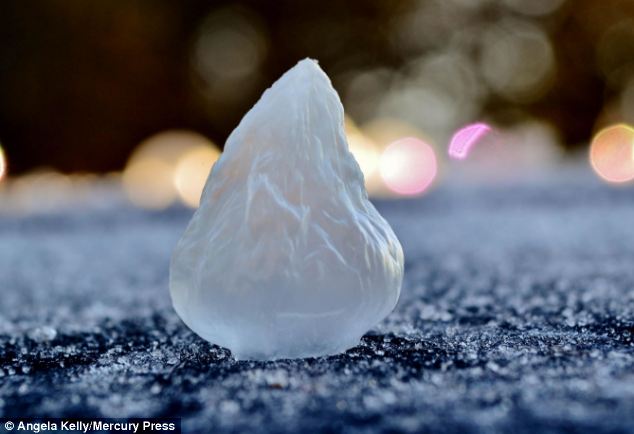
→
(0, 170, 633, 433)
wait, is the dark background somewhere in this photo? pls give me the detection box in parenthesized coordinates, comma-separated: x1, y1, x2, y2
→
(1, 0, 633, 175)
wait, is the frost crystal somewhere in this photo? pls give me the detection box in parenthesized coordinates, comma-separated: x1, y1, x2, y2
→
(170, 59, 404, 360)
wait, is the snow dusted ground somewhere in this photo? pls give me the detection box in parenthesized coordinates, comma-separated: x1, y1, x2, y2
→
(0, 169, 633, 433)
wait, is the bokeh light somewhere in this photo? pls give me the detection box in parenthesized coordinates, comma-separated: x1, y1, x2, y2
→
(0, 171, 122, 215)
(377, 51, 485, 141)
(449, 122, 492, 160)
(379, 137, 437, 196)
(597, 20, 634, 86)
(480, 19, 555, 102)
(123, 158, 175, 210)
(362, 118, 427, 150)
(174, 146, 221, 208)
(8, 170, 73, 212)
(193, 6, 268, 108)
(359, 118, 438, 197)
(194, 8, 266, 80)
(123, 130, 219, 209)
(589, 124, 634, 183)
(0, 145, 6, 181)
(345, 117, 380, 181)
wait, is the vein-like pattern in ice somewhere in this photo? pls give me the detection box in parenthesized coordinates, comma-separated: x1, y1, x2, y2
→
(170, 59, 404, 360)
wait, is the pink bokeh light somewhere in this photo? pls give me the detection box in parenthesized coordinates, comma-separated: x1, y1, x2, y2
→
(448, 122, 492, 160)
(379, 137, 437, 196)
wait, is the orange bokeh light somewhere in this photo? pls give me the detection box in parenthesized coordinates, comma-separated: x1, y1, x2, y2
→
(589, 124, 634, 184)
(0, 145, 6, 181)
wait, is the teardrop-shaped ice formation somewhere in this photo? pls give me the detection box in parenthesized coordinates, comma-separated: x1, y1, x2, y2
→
(170, 59, 404, 360)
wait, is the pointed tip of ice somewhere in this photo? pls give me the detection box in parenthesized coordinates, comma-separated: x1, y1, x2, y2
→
(265, 57, 334, 99)
(286, 58, 328, 82)
(296, 58, 320, 69)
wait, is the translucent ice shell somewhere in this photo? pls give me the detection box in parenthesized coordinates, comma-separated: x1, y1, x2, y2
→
(170, 59, 404, 360)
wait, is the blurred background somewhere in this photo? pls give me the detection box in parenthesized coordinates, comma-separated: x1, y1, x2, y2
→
(1, 0, 634, 211)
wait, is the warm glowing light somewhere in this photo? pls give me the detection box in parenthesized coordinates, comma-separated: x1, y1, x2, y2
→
(174, 146, 221, 208)
(0, 170, 123, 215)
(123, 158, 176, 209)
(589, 124, 634, 184)
(349, 136, 379, 179)
(345, 117, 379, 180)
(449, 122, 492, 160)
(123, 130, 217, 209)
(379, 137, 437, 196)
(360, 118, 436, 197)
(8, 170, 74, 212)
(363, 118, 425, 149)
(0, 145, 6, 181)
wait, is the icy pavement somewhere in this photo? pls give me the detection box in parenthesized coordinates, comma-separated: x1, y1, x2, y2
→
(0, 171, 633, 433)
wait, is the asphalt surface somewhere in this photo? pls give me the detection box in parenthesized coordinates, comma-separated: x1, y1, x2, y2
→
(0, 171, 633, 433)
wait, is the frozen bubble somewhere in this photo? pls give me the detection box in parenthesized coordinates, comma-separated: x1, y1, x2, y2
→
(170, 59, 404, 360)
